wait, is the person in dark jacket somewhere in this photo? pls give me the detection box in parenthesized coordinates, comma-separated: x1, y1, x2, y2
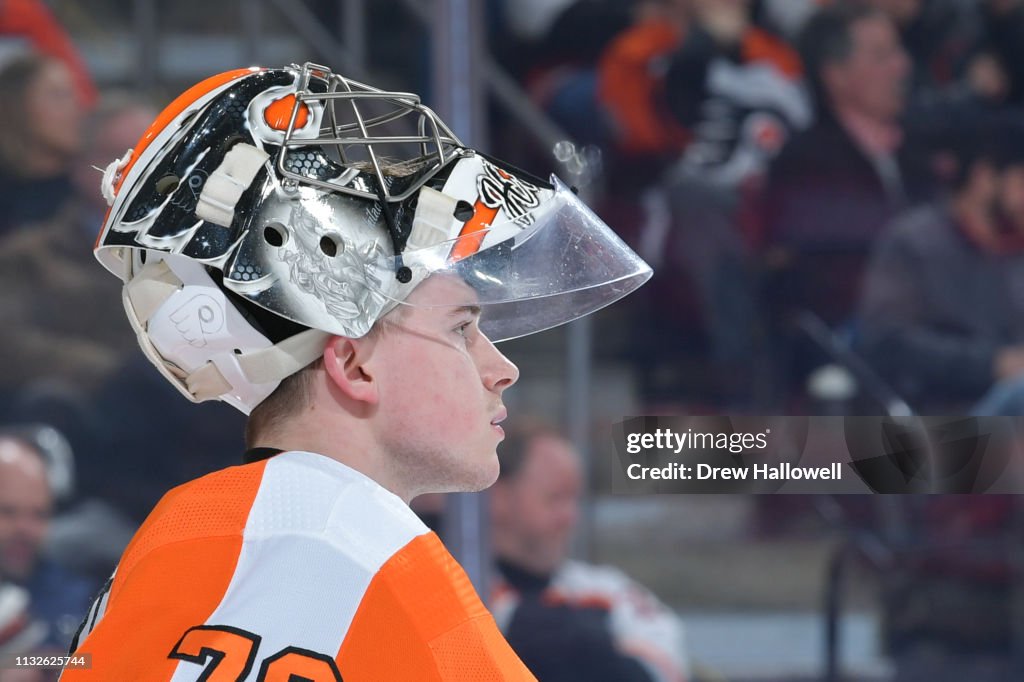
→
(0, 52, 84, 238)
(490, 422, 689, 682)
(858, 122, 1024, 413)
(0, 433, 95, 651)
(762, 2, 934, 326)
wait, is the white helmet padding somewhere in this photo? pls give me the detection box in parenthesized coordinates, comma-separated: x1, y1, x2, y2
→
(121, 253, 329, 414)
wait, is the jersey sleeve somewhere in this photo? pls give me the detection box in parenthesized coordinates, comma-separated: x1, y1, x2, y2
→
(337, 532, 536, 681)
(62, 461, 269, 681)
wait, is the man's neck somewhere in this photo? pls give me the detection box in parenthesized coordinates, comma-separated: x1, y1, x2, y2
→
(833, 105, 903, 158)
(496, 556, 554, 593)
(254, 414, 413, 503)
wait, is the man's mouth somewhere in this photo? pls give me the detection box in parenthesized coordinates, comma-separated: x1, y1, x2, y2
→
(490, 407, 507, 426)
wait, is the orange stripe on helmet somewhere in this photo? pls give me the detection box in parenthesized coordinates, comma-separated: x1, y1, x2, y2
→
(93, 205, 111, 250)
(113, 67, 261, 198)
(450, 200, 500, 262)
(95, 67, 261, 251)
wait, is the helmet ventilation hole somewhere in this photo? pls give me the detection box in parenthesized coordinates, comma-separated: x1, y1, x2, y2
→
(319, 235, 340, 257)
(263, 223, 287, 247)
(454, 200, 475, 222)
(155, 174, 180, 195)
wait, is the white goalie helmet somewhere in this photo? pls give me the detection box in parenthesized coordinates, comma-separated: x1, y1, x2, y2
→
(96, 62, 652, 414)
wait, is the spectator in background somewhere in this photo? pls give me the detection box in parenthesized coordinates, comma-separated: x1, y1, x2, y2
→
(512, 0, 632, 150)
(0, 583, 50, 680)
(490, 422, 689, 682)
(863, 0, 969, 80)
(648, 0, 808, 405)
(597, 0, 690, 173)
(664, 0, 806, 190)
(0, 52, 84, 237)
(979, 0, 1024, 107)
(3, 422, 132, 591)
(0, 434, 94, 651)
(864, 0, 1014, 141)
(0, 0, 96, 108)
(762, 2, 933, 327)
(0, 94, 153, 412)
(858, 122, 1024, 414)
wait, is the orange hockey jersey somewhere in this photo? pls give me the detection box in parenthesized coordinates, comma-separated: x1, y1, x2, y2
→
(62, 450, 535, 680)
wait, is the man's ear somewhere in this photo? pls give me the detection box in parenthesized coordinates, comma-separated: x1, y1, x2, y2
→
(323, 334, 378, 405)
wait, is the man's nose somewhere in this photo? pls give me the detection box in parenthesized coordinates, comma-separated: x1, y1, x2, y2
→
(479, 335, 519, 393)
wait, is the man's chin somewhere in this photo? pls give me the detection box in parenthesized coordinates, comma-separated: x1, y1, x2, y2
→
(429, 456, 499, 494)
(463, 457, 501, 492)
(522, 554, 565, 577)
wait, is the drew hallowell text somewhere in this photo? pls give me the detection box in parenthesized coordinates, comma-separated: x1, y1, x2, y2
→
(752, 462, 842, 480)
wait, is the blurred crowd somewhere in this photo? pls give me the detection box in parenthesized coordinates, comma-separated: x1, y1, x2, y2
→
(0, 0, 1023, 680)
(489, 0, 1024, 417)
(0, 0, 248, 671)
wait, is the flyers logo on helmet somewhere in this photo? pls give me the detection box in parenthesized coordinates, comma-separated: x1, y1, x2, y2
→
(169, 294, 225, 348)
(170, 170, 209, 211)
(476, 162, 542, 228)
(450, 160, 543, 262)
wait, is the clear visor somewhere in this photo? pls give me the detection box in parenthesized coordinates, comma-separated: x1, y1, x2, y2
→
(368, 176, 652, 341)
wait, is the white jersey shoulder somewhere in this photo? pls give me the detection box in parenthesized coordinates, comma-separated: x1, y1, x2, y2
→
(165, 451, 429, 680)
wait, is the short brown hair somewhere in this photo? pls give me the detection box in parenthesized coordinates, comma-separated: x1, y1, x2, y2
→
(243, 314, 402, 447)
(798, 2, 883, 107)
(244, 357, 324, 448)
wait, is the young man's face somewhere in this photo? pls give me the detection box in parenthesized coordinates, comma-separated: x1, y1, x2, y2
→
(370, 275, 519, 497)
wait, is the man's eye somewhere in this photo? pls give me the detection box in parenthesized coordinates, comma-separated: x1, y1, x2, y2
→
(455, 322, 472, 337)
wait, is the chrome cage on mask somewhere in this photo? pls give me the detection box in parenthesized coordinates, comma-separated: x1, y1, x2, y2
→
(276, 62, 467, 203)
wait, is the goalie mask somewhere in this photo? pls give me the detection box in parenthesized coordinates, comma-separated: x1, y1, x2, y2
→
(96, 62, 652, 414)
